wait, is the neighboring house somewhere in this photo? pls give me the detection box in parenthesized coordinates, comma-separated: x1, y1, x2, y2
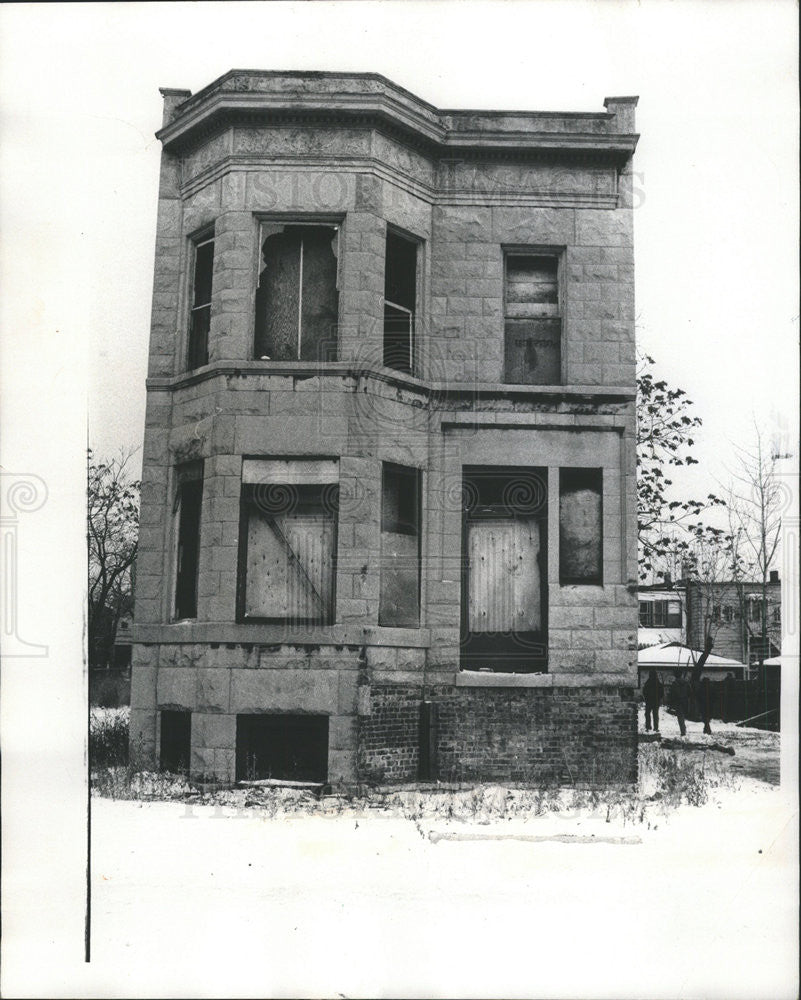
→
(129, 70, 640, 786)
(685, 574, 781, 671)
(638, 582, 685, 648)
(637, 641, 747, 687)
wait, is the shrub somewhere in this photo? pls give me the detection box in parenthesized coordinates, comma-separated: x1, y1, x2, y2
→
(89, 707, 129, 769)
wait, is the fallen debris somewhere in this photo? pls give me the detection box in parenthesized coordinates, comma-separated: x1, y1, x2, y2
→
(660, 738, 735, 755)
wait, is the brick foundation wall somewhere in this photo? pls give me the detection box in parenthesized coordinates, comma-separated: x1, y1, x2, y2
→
(358, 683, 637, 786)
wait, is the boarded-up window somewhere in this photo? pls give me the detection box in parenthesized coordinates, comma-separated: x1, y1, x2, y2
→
(174, 461, 204, 619)
(461, 467, 548, 672)
(238, 459, 338, 624)
(384, 231, 418, 374)
(379, 463, 421, 626)
(504, 253, 561, 385)
(559, 468, 602, 584)
(188, 233, 213, 370)
(254, 223, 339, 362)
(236, 714, 328, 783)
(160, 710, 191, 773)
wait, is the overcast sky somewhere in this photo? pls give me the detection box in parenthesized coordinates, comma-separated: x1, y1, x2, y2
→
(1, 0, 798, 501)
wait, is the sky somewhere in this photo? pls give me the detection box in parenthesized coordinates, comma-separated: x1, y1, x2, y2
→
(1, 0, 797, 501)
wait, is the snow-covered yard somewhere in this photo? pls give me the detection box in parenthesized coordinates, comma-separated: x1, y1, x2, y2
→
(73, 716, 798, 1000)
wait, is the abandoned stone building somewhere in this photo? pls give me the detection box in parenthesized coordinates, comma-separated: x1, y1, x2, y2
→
(129, 70, 640, 786)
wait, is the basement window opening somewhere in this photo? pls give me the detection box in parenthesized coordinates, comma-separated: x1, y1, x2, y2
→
(503, 251, 562, 385)
(160, 710, 191, 773)
(236, 714, 329, 783)
(187, 231, 214, 370)
(237, 458, 339, 625)
(254, 222, 339, 363)
(383, 230, 418, 375)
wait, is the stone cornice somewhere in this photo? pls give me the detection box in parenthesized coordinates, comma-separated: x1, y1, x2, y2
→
(146, 361, 635, 404)
(157, 70, 639, 164)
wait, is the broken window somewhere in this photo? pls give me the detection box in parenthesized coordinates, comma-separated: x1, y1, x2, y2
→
(173, 461, 204, 620)
(504, 252, 562, 384)
(461, 467, 548, 672)
(160, 710, 191, 773)
(237, 459, 339, 624)
(254, 223, 339, 362)
(236, 714, 329, 783)
(188, 232, 214, 370)
(379, 463, 421, 626)
(559, 468, 603, 585)
(383, 230, 418, 374)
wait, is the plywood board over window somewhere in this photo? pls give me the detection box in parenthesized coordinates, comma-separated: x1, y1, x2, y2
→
(254, 223, 339, 362)
(461, 466, 548, 672)
(238, 459, 339, 625)
(559, 468, 603, 585)
(504, 252, 562, 385)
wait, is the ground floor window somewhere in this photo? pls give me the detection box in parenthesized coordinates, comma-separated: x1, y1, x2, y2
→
(461, 466, 548, 672)
(379, 462, 421, 626)
(160, 709, 191, 773)
(235, 714, 329, 782)
(238, 459, 339, 624)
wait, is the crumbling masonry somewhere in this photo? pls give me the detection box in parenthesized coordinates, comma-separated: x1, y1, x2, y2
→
(130, 71, 640, 786)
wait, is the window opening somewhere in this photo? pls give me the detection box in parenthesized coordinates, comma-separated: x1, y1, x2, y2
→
(460, 466, 548, 672)
(174, 461, 203, 619)
(383, 231, 418, 374)
(254, 224, 339, 362)
(160, 710, 191, 773)
(379, 463, 421, 626)
(559, 468, 602, 585)
(238, 459, 338, 624)
(504, 253, 561, 384)
(188, 235, 213, 370)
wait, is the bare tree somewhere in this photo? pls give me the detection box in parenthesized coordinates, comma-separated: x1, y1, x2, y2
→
(87, 448, 140, 670)
(725, 424, 784, 671)
(636, 352, 724, 580)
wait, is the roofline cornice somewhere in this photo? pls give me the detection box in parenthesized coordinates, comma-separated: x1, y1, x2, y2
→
(156, 72, 639, 161)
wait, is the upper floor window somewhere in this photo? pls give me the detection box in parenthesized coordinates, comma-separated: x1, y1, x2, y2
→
(188, 232, 214, 370)
(639, 600, 682, 629)
(383, 230, 418, 375)
(747, 597, 763, 623)
(503, 252, 562, 384)
(254, 223, 339, 363)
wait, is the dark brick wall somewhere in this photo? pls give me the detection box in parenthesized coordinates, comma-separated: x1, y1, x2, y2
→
(358, 684, 637, 786)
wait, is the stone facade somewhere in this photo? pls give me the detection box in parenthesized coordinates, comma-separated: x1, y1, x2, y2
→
(130, 71, 640, 786)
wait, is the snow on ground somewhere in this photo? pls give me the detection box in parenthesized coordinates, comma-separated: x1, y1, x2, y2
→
(637, 704, 781, 785)
(72, 716, 797, 1000)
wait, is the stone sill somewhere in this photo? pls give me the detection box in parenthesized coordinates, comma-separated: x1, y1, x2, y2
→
(132, 622, 430, 648)
(147, 362, 635, 403)
(456, 671, 635, 688)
